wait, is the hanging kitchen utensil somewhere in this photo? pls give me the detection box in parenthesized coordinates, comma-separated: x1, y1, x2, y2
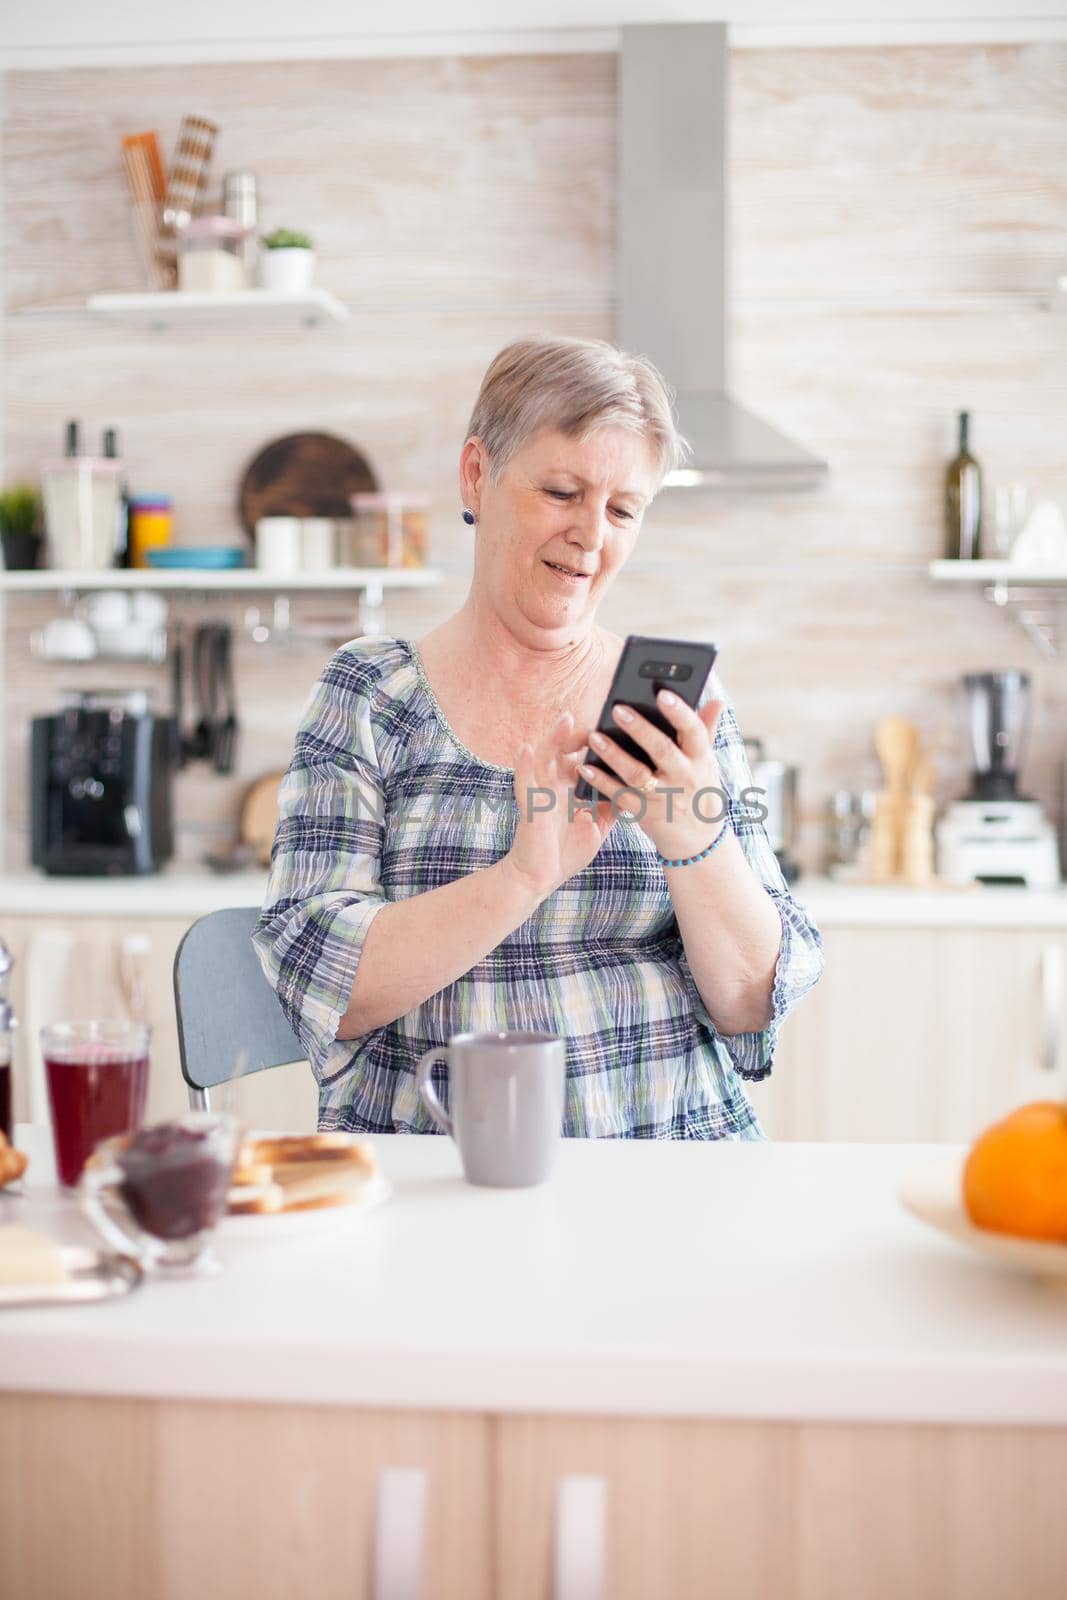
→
(213, 624, 239, 776)
(189, 623, 219, 764)
(237, 432, 378, 542)
(171, 623, 188, 769)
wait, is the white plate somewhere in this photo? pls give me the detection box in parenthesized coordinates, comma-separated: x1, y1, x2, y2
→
(0, 1245, 143, 1308)
(899, 1158, 1067, 1282)
(221, 1172, 391, 1242)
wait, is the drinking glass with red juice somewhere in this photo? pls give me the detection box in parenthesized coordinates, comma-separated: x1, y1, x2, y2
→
(41, 1021, 150, 1186)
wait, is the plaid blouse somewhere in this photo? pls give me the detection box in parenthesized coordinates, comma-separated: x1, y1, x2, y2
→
(253, 637, 824, 1140)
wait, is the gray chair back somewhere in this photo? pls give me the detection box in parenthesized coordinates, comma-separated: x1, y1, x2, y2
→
(174, 906, 304, 1109)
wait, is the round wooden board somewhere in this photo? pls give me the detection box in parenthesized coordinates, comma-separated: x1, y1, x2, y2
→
(237, 432, 378, 538)
(240, 771, 286, 865)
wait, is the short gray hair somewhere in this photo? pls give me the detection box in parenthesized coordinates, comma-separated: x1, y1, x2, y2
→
(466, 335, 690, 492)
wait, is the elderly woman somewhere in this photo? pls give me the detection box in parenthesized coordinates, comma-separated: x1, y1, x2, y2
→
(253, 335, 823, 1139)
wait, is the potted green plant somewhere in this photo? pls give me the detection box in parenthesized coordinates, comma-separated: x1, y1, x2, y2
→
(0, 484, 43, 571)
(259, 227, 316, 293)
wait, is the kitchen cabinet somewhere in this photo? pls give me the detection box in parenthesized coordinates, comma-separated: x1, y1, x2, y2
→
(748, 925, 1067, 1142)
(1, 1394, 491, 1600)
(8, 1396, 1061, 1600)
(492, 1413, 1065, 1600)
(0, 913, 316, 1133)
(5, 897, 1067, 1147)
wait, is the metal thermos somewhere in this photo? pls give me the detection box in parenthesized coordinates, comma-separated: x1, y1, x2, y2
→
(222, 171, 258, 278)
(744, 737, 800, 882)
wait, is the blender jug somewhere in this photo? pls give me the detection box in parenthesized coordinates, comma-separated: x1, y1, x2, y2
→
(963, 671, 1031, 801)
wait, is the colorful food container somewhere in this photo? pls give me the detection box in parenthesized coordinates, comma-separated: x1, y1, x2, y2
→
(346, 493, 429, 568)
(128, 495, 173, 569)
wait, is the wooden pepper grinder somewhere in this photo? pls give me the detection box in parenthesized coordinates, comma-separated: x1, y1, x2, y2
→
(869, 717, 919, 882)
(899, 746, 938, 885)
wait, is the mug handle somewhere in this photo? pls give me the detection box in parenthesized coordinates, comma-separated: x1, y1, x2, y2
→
(415, 1048, 454, 1138)
(80, 1163, 159, 1270)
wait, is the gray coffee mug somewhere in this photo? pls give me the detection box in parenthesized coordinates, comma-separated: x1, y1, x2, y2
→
(415, 1031, 567, 1188)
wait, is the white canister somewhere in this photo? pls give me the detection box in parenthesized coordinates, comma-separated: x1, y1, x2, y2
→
(41, 458, 122, 571)
(177, 216, 251, 293)
(254, 516, 303, 573)
(300, 518, 336, 572)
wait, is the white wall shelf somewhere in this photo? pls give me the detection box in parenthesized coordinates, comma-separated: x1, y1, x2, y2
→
(929, 560, 1067, 656)
(929, 560, 1067, 587)
(11, 288, 350, 329)
(0, 566, 440, 593)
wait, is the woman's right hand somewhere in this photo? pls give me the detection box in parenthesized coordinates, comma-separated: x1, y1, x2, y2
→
(504, 712, 617, 899)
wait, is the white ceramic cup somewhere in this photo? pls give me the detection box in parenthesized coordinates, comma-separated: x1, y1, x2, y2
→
(300, 518, 336, 572)
(38, 617, 96, 661)
(255, 516, 303, 573)
(416, 1031, 567, 1188)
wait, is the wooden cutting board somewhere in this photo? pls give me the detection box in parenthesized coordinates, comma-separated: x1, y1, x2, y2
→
(237, 432, 378, 538)
(240, 771, 286, 865)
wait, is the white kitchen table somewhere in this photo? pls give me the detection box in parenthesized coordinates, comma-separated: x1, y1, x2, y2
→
(2, 1134, 1066, 1600)
(2, 1132, 1065, 1425)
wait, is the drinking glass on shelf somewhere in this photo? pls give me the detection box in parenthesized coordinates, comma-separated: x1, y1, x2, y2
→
(987, 484, 1030, 560)
(41, 1021, 150, 1187)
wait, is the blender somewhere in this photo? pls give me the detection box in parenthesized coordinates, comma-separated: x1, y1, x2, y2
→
(935, 671, 1059, 888)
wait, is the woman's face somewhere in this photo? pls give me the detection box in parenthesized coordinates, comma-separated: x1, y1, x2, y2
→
(463, 425, 658, 640)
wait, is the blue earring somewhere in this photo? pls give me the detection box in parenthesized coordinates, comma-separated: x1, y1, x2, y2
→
(462, 509, 476, 525)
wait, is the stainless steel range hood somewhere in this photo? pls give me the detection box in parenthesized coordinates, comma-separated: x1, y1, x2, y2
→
(619, 23, 828, 491)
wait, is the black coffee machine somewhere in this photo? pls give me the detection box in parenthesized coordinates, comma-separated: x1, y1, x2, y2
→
(31, 690, 175, 875)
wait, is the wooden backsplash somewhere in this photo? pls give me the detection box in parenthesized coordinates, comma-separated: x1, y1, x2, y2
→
(3, 45, 1067, 874)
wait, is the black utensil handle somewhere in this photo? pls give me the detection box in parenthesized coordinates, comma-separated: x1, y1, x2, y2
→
(188, 623, 212, 762)
(218, 624, 239, 775)
(209, 624, 228, 773)
(170, 628, 186, 768)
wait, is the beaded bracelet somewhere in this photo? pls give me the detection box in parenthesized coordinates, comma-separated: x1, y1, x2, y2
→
(658, 820, 731, 869)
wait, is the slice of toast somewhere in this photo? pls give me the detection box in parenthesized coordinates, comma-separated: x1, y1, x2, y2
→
(270, 1159, 375, 1210)
(246, 1133, 376, 1172)
(228, 1132, 378, 1216)
(226, 1181, 286, 1215)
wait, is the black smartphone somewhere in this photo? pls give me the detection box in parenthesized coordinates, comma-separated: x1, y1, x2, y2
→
(574, 635, 718, 801)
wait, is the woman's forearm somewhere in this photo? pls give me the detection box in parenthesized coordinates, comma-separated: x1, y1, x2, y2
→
(336, 858, 544, 1038)
(668, 827, 783, 1036)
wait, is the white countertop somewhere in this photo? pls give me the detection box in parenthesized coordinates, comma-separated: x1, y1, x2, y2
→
(2, 1133, 1065, 1425)
(3, 867, 1067, 927)
(0, 869, 269, 917)
(793, 877, 1067, 928)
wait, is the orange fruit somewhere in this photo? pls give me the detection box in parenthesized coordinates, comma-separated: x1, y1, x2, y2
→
(962, 1101, 1067, 1242)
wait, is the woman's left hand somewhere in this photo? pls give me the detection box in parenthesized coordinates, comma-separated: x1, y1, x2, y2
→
(576, 692, 728, 858)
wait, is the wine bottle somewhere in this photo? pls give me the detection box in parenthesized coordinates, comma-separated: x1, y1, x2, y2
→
(945, 410, 982, 560)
